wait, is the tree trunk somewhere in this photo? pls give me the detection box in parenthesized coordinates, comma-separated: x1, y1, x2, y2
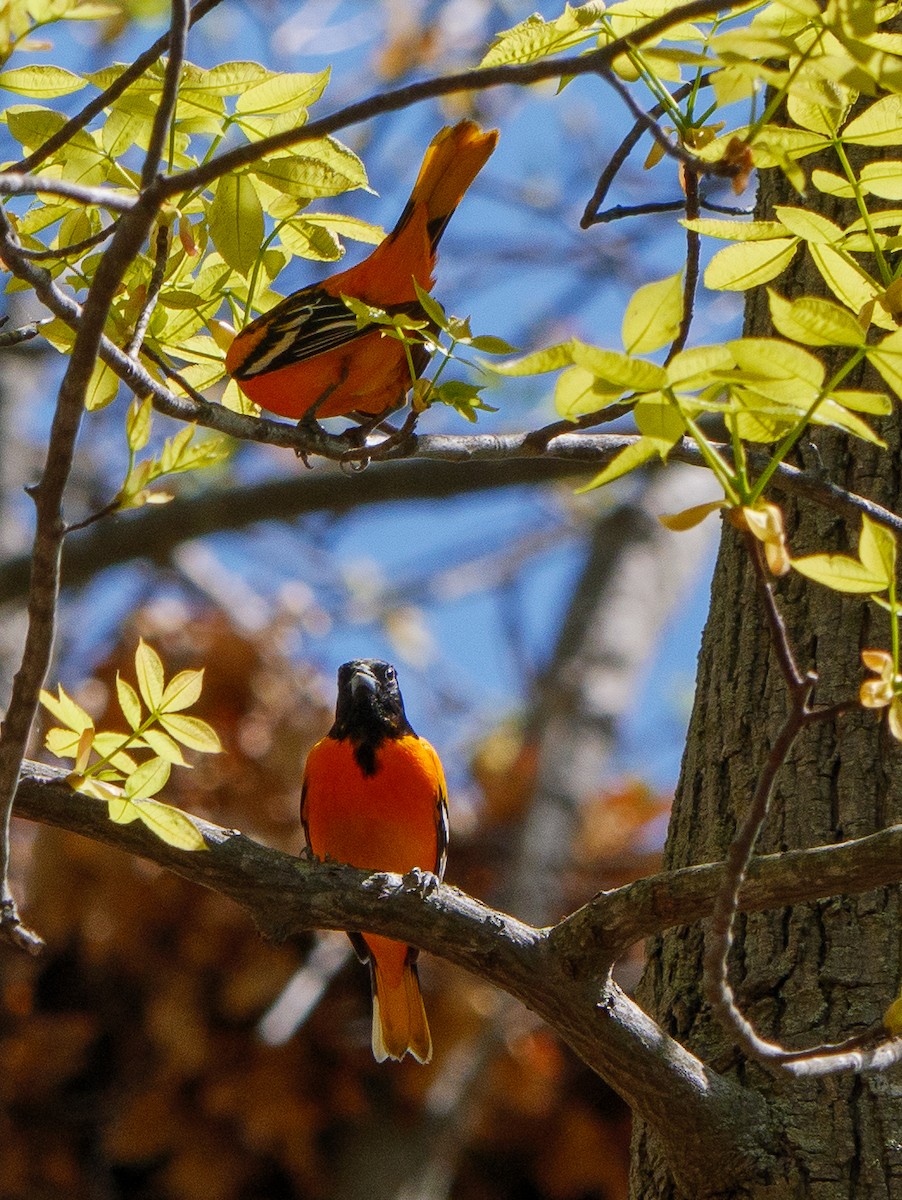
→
(631, 149, 902, 1195)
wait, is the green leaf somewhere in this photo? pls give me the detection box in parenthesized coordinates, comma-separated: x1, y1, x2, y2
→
(868, 328, 902, 399)
(680, 218, 789, 241)
(622, 272, 683, 354)
(278, 217, 342, 262)
(303, 212, 384, 246)
(555, 366, 605, 418)
(859, 161, 902, 200)
(831, 389, 892, 415)
(469, 334, 517, 355)
(158, 713, 222, 753)
(141, 728, 187, 765)
(571, 341, 668, 393)
(480, 6, 600, 67)
(135, 639, 165, 711)
(235, 69, 330, 115)
(767, 291, 866, 346)
(132, 798, 207, 851)
(772, 205, 843, 245)
(791, 553, 890, 593)
(252, 139, 367, 199)
(576, 435, 669, 492)
(810, 169, 857, 198)
(126, 397, 153, 453)
(207, 173, 264, 278)
(634, 395, 685, 442)
(492, 342, 575, 376)
(84, 357, 119, 411)
(666, 344, 734, 388)
(40, 684, 93, 733)
(727, 337, 825, 391)
(160, 668, 204, 713)
(0, 65, 86, 97)
(809, 244, 892, 328)
(116, 673, 142, 730)
(123, 755, 170, 799)
(842, 95, 902, 145)
(704, 238, 799, 291)
(859, 514, 896, 583)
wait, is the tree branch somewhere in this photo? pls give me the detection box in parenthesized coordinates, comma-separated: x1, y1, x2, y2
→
(13, 758, 773, 1199)
(0, 174, 137, 211)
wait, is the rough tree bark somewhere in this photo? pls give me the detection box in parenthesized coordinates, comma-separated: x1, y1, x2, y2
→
(632, 134, 902, 1199)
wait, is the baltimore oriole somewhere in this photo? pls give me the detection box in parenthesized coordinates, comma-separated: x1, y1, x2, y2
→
(301, 659, 448, 1063)
(225, 120, 498, 421)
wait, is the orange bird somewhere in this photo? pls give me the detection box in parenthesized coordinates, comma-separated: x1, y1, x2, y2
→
(301, 659, 448, 1063)
(225, 121, 498, 421)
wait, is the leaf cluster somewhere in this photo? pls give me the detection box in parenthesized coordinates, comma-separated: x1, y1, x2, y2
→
(40, 638, 220, 849)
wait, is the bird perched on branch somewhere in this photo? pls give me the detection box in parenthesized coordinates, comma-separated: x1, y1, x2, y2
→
(225, 120, 498, 422)
(301, 659, 448, 1063)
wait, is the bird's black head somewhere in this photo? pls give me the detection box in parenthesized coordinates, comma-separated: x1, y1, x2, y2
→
(331, 659, 415, 772)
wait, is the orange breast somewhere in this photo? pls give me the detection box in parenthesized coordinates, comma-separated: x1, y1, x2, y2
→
(302, 733, 442, 875)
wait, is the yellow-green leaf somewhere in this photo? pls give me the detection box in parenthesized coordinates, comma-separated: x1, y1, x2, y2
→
(124, 755, 170, 799)
(160, 668, 204, 713)
(622, 272, 683, 354)
(571, 341, 667, 393)
(680, 218, 788, 241)
(234, 69, 329, 115)
(809, 244, 894, 329)
(576, 435, 670, 492)
(116, 673, 142, 730)
(84, 356, 119, 411)
(555, 366, 607, 418)
(132, 798, 207, 851)
(135, 639, 165, 710)
(207, 173, 264, 278)
(704, 238, 799, 291)
(141, 728, 187, 765)
(842, 95, 902, 146)
(0, 65, 86, 97)
(634, 395, 685, 443)
(158, 713, 222, 753)
(666, 344, 734, 388)
(859, 161, 902, 200)
(40, 684, 93, 733)
(791, 553, 889, 593)
(493, 342, 575, 376)
(772, 205, 842, 245)
(768, 291, 866, 346)
(810, 169, 856, 198)
(867, 328, 902, 399)
(859, 514, 896, 583)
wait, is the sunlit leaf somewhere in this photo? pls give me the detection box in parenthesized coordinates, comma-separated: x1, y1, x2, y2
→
(123, 755, 170, 799)
(40, 684, 93, 733)
(160, 668, 204, 713)
(132, 798, 207, 850)
(116, 673, 142, 730)
(768, 291, 867, 346)
(158, 713, 222, 753)
(622, 272, 683, 354)
(135, 639, 165, 710)
(576, 435, 670, 492)
(791, 553, 889, 592)
(0, 65, 86, 97)
(207, 173, 264, 278)
(704, 238, 799, 291)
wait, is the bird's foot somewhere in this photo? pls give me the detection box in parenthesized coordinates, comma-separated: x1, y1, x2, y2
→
(403, 867, 441, 898)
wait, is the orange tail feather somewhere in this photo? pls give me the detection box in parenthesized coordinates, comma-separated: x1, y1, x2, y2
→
(367, 935, 432, 1064)
(392, 120, 498, 247)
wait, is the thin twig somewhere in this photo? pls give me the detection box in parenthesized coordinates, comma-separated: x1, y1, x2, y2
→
(666, 166, 700, 363)
(126, 223, 171, 358)
(0, 317, 53, 347)
(140, 0, 190, 187)
(12, 0, 225, 174)
(589, 200, 686, 223)
(581, 73, 713, 228)
(13, 221, 117, 261)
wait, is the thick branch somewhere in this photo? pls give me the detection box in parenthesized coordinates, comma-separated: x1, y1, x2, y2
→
(14, 759, 771, 1198)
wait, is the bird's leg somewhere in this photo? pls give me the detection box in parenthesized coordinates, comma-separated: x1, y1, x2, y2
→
(293, 367, 351, 464)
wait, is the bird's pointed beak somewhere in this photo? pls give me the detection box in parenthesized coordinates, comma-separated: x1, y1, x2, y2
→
(349, 666, 378, 697)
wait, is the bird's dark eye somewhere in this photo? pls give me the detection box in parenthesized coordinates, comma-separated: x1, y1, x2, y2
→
(384, 666, 396, 682)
